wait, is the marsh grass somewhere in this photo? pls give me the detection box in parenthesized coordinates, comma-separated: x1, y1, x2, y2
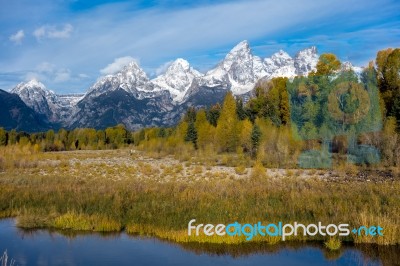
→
(324, 238, 341, 251)
(0, 147, 399, 246)
(53, 212, 122, 232)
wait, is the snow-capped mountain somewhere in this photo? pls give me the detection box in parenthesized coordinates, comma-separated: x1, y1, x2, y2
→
(10, 79, 83, 124)
(0, 89, 51, 132)
(7, 40, 365, 131)
(198, 41, 318, 96)
(151, 58, 203, 102)
(341, 61, 364, 76)
(199, 40, 266, 95)
(264, 50, 297, 79)
(85, 61, 156, 100)
(294, 46, 319, 76)
(10, 79, 62, 122)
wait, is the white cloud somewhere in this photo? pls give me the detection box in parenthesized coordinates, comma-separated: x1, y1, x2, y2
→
(54, 69, 71, 82)
(24, 72, 44, 81)
(36, 62, 55, 73)
(24, 62, 73, 84)
(100, 56, 138, 75)
(33, 27, 46, 40)
(9, 30, 24, 44)
(78, 73, 90, 79)
(155, 60, 174, 76)
(1, 0, 398, 94)
(33, 24, 73, 40)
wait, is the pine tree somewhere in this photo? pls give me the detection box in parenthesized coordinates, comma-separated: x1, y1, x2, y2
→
(185, 120, 198, 149)
(251, 124, 262, 157)
(236, 98, 247, 120)
(207, 104, 221, 127)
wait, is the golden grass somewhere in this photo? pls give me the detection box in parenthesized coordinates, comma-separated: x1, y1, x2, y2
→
(324, 238, 341, 251)
(0, 146, 399, 246)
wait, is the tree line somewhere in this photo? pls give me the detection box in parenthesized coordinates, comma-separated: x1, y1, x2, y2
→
(1, 48, 399, 167)
(0, 124, 132, 152)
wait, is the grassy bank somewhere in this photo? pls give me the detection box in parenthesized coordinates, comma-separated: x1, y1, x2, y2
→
(0, 147, 399, 248)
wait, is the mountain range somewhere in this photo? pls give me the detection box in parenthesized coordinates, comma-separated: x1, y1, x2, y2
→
(2, 40, 361, 132)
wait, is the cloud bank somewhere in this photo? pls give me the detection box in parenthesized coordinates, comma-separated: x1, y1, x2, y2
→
(0, 0, 398, 93)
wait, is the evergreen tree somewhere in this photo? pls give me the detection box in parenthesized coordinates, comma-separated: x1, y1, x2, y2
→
(251, 124, 262, 157)
(207, 104, 221, 127)
(184, 107, 197, 123)
(236, 98, 247, 120)
(157, 128, 166, 138)
(185, 120, 198, 149)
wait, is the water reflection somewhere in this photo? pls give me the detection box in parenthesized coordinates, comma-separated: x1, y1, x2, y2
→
(1, 219, 398, 266)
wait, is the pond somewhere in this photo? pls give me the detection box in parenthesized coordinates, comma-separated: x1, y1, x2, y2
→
(0, 219, 398, 266)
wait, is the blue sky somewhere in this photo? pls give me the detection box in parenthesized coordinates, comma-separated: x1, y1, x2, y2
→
(0, 0, 399, 94)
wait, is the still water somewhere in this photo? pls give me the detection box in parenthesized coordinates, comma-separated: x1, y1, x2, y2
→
(0, 219, 398, 266)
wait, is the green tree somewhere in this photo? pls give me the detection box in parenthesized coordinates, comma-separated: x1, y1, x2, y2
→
(236, 98, 247, 120)
(251, 124, 262, 157)
(185, 120, 198, 149)
(377, 49, 400, 123)
(207, 104, 221, 127)
(246, 77, 289, 125)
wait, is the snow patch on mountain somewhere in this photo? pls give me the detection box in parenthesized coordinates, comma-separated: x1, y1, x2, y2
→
(86, 61, 153, 99)
(11, 79, 61, 121)
(151, 58, 203, 102)
(10, 79, 83, 123)
(198, 41, 319, 96)
(294, 46, 318, 76)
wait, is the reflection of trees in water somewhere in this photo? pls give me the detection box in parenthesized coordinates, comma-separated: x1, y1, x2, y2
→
(175, 241, 399, 265)
(17, 227, 121, 241)
(16, 226, 400, 266)
(356, 244, 400, 266)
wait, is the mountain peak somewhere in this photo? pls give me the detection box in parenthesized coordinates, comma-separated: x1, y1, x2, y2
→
(170, 58, 190, 70)
(295, 46, 318, 58)
(10, 79, 64, 123)
(120, 61, 145, 75)
(294, 46, 319, 76)
(272, 50, 292, 60)
(13, 79, 47, 92)
(25, 79, 46, 89)
(151, 58, 202, 102)
(229, 40, 250, 54)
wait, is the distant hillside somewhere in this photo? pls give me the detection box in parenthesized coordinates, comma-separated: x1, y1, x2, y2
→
(0, 89, 52, 132)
